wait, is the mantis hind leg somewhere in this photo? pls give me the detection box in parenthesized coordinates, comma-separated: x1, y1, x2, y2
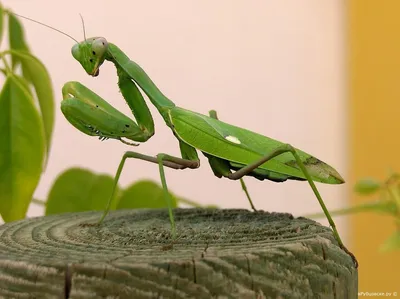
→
(224, 143, 358, 267)
(207, 110, 257, 211)
(98, 147, 199, 239)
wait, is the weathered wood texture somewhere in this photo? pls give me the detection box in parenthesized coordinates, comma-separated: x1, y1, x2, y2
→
(0, 209, 357, 298)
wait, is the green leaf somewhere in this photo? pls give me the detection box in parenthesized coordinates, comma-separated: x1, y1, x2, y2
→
(354, 178, 382, 195)
(0, 4, 4, 48)
(117, 180, 178, 209)
(380, 231, 400, 252)
(0, 75, 45, 221)
(8, 12, 30, 69)
(10, 50, 55, 161)
(45, 168, 120, 215)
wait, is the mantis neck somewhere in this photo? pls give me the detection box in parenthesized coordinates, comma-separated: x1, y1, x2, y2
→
(106, 44, 175, 118)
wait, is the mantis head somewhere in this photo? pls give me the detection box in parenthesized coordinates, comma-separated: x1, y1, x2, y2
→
(11, 14, 108, 77)
(71, 37, 108, 77)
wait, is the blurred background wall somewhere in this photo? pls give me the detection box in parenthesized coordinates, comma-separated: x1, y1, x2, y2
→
(3, 0, 399, 293)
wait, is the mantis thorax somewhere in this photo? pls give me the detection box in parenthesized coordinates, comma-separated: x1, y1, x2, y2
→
(71, 37, 108, 77)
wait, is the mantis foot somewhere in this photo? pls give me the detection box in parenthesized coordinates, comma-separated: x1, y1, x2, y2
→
(341, 244, 358, 268)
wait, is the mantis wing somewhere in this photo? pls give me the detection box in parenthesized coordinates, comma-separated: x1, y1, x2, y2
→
(169, 107, 343, 184)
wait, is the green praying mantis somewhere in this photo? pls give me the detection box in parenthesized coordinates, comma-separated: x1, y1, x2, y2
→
(15, 13, 357, 266)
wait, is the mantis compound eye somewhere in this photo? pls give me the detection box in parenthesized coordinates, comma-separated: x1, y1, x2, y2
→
(92, 37, 108, 57)
(88, 37, 108, 76)
(71, 43, 81, 61)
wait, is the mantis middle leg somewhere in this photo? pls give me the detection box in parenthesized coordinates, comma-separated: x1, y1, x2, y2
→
(99, 141, 200, 239)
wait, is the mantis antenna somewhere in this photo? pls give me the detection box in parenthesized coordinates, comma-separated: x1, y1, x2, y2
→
(79, 14, 87, 41)
(11, 12, 80, 44)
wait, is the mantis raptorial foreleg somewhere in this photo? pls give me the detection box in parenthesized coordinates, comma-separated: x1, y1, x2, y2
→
(99, 148, 200, 238)
(61, 80, 154, 144)
(116, 66, 154, 139)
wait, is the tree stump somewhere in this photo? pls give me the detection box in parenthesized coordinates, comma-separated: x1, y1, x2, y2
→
(0, 209, 357, 298)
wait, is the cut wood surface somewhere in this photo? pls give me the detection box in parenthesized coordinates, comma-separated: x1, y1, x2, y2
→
(0, 208, 357, 298)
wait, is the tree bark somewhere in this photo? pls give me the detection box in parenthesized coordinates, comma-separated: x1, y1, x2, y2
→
(0, 209, 357, 298)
